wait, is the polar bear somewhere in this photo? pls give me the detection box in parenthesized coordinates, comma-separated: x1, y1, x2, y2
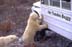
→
(0, 35, 18, 47)
(21, 12, 48, 45)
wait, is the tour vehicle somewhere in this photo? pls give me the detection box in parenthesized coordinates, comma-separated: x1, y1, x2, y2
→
(31, 0, 72, 41)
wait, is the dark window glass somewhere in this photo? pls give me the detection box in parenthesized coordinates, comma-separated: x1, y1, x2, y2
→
(62, 0, 71, 10)
(50, 0, 60, 7)
(41, 0, 48, 5)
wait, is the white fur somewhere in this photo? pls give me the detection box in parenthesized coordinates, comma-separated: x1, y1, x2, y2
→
(21, 12, 48, 44)
(0, 35, 18, 47)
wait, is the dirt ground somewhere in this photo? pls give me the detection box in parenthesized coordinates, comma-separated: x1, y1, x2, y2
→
(0, 0, 72, 47)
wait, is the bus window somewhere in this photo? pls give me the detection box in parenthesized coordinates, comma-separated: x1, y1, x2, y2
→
(50, 0, 60, 7)
(63, 0, 70, 2)
(41, 0, 48, 5)
(62, 0, 71, 10)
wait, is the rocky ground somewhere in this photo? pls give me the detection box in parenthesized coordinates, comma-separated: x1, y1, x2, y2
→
(0, 0, 72, 47)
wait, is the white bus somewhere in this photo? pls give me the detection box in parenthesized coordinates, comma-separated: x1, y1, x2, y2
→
(31, 0, 72, 41)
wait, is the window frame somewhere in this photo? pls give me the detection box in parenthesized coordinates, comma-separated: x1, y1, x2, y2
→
(41, 0, 72, 11)
(71, 0, 72, 11)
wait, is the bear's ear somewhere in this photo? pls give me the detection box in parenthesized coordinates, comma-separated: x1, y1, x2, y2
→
(10, 37, 14, 40)
(29, 12, 39, 21)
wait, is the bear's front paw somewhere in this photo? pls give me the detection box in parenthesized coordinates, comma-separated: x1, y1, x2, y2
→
(43, 21, 48, 28)
(45, 23, 48, 28)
